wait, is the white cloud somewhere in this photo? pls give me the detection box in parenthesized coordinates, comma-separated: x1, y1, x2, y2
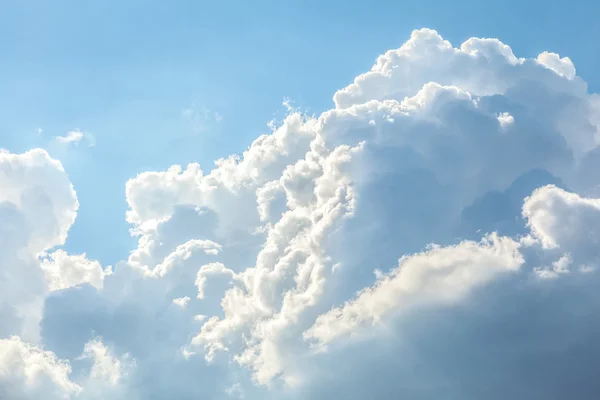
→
(536, 51, 576, 80)
(80, 338, 131, 388)
(40, 250, 112, 291)
(118, 28, 599, 387)
(0, 336, 81, 399)
(497, 111, 514, 129)
(523, 185, 600, 251)
(173, 296, 191, 308)
(55, 130, 95, 147)
(0, 148, 79, 341)
(0, 148, 78, 251)
(2, 27, 600, 400)
(195, 262, 239, 300)
(131, 238, 223, 278)
(534, 253, 572, 279)
(304, 234, 523, 347)
(0, 335, 134, 400)
(56, 130, 83, 144)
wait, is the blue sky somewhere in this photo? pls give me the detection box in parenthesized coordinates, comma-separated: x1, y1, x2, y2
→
(2, 0, 599, 265)
(2, 1, 600, 399)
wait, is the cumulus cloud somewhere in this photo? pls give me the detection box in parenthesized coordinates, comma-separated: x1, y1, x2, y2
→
(304, 234, 524, 347)
(2, 27, 600, 400)
(0, 336, 81, 399)
(523, 185, 600, 251)
(195, 262, 239, 300)
(533, 252, 572, 279)
(0, 148, 79, 341)
(0, 336, 132, 400)
(536, 51, 577, 80)
(40, 251, 112, 292)
(496, 111, 514, 128)
(80, 338, 132, 388)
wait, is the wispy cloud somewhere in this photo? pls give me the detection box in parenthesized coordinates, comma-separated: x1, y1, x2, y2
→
(56, 130, 83, 144)
(181, 101, 223, 135)
(55, 130, 95, 147)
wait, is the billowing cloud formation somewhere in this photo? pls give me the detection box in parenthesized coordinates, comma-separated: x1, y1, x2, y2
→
(1, 28, 600, 399)
(304, 234, 524, 347)
(0, 149, 78, 342)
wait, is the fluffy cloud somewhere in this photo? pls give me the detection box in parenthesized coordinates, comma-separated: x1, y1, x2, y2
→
(194, 262, 238, 300)
(0, 149, 79, 341)
(80, 338, 133, 390)
(0, 148, 78, 252)
(172, 296, 191, 308)
(0, 336, 81, 400)
(2, 28, 600, 399)
(496, 111, 514, 129)
(40, 251, 112, 292)
(304, 234, 524, 347)
(0, 336, 131, 400)
(536, 51, 577, 80)
(523, 185, 600, 252)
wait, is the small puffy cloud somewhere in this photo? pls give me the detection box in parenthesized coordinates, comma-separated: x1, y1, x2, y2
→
(55, 130, 95, 147)
(56, 130, 83, 144)
(534, 252, 572, 279)
(497, 111, 514, 129)
(173, 296, 191, 308)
